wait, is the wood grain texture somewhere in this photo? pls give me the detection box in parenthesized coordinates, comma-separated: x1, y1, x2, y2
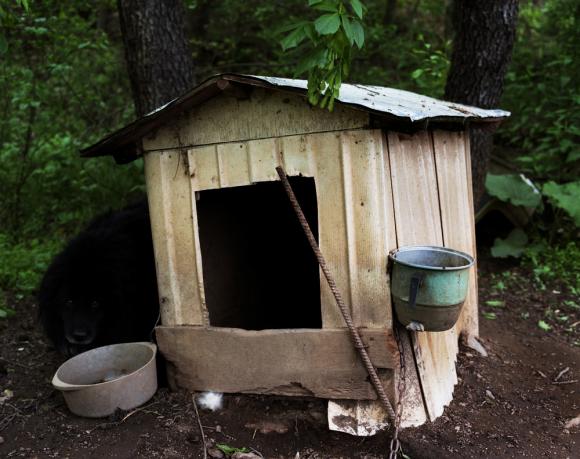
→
(156, 326, 396, 399)
(144, 150, 206, 326)
(387, 130, 458, 421)
(433, 130, 478, 338)
(142, 88, 369, 151)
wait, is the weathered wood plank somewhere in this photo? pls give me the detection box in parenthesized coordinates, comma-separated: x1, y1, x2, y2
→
(188, 144, 220, 191)
(311, 132, 353, 328)
(216, 142, 251, 188)
(143, 88, 369, 151)
(433, 130, 478, 339)
(144, 150, 206, 326)
(387, 130, 457, 421)
(156, 326, 396, 400)
(247, 138, 279, 183)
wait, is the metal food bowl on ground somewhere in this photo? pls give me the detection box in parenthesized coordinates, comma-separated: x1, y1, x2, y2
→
(52, 342, 157, 418)
(389, 246, 474, 332)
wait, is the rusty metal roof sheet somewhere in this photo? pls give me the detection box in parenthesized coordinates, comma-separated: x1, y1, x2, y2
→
(81, 73, 510, 161)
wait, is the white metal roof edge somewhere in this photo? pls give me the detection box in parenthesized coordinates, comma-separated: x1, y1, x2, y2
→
(249, 75, 510, 122)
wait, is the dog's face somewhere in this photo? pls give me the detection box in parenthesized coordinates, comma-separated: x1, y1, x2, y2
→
(53, 282, 109, 356)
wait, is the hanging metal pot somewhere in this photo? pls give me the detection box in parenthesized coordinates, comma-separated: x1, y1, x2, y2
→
(389, 246, 474, 332)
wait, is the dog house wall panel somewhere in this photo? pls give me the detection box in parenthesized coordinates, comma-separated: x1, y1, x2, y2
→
(184, 129, 397, 330)
(142, 88, 369, 153)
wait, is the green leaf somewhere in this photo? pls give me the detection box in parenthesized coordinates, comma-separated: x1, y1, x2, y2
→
(351, 20, 364, 48)
(312, 1, 340, 13)
(482, 312, 497, 320)
(491, 228, 528, 258)
(411, 68, 424, 79)
(341, 15, 354, 45)
(537, 320, 551, 331)
(216, 444, 250, 455)
(350, 0, 364, 19)
(280, 26, 307, 51)
(485, 174, 542, 208)
(314, 13, 341, 35)
(542, 181, 580, 226)
(485, 300, 505, 308)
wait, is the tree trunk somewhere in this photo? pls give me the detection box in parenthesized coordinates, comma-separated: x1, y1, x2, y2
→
(117, 0, 195, 117)
(444, 0, 518, 206)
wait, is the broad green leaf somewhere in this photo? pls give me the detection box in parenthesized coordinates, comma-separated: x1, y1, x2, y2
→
(491, 228, 528, 258)
(341, 15, 354, 45)
(485, 300, 505, 308)
(314, 13, 341, 35)
(351, 20, 364, 48)
(485, 173, 542, 208)
(280, 26, 307, 51)
(537, 320, 551, 331)
(350, 0, 364, 19)
(542, 181, 580, 226)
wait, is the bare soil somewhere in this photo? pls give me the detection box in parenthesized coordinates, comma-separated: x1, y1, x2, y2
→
(0, 257, 578, 458)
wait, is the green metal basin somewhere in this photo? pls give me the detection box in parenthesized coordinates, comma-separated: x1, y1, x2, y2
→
(389, 246, 474, 332)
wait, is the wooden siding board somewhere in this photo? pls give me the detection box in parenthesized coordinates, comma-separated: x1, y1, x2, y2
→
(144, 150, 205, 326)
(156, 326, 395, 400)
(433, 130, 478, 338)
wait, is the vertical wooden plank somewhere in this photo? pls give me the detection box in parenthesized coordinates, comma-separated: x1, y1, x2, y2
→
(433, 130, 478, 338)
(310, 132, 352, 328)
(188, 145, 220, 191)
(387, 130, 457, 421)
(340, 130, 394, 328)
(144, 150, 205, 326)
(279, 134, 315, 177)
(246, 138, 279, 183)
(216, 142, 251, 188)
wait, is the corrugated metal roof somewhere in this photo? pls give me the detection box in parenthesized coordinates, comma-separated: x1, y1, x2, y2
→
(251, 75, 510, 122)
(81, 73, 510, 161)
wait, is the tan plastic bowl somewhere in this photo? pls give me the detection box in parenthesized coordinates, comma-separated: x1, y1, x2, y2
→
(52, 342, 157, 418)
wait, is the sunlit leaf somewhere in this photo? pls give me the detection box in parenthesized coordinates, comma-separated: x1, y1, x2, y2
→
(537, 320, 551, 331)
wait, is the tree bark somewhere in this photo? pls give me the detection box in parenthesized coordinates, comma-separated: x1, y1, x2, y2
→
(444, 0, 518, 206)
(117, 0, 195, 117)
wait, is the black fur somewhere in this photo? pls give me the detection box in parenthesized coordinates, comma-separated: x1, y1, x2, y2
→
(38, 200, 159, 357)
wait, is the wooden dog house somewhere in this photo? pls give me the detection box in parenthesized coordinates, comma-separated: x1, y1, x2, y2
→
(83, 74, 509, 435)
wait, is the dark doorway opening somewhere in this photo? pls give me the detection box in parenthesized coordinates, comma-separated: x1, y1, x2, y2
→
(196, 177, 322, 330)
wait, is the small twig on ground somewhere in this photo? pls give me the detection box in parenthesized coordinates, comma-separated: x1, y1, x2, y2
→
(120, 401, 160, 423)
(250, 446, 264, 458)
(192, 395, 208, 459)
(552, 380, 578, 385)
(554, 367, 570, 382)
(536, 370, 547, 378)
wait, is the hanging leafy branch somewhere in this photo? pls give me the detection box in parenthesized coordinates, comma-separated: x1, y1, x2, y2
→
(279, 0, 366, 110)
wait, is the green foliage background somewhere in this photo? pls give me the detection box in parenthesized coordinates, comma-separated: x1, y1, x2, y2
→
(1, 0, 578, 308)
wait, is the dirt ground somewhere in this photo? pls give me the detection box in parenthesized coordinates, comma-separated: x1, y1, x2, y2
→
(0, 256, 578, 458)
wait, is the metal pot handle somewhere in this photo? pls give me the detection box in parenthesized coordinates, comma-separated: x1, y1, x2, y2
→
(408, 273, 424, 308)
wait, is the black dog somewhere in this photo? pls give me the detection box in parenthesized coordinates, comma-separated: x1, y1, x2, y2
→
(38, 200, 159, 357)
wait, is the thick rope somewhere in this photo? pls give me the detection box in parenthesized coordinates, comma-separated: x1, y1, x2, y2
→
(276, 166, 397, 422)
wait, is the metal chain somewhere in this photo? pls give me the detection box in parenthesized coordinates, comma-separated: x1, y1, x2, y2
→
(389, 325, 407, 459)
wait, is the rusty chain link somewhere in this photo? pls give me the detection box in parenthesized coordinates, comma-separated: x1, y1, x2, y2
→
(389, 325, 407, 458)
